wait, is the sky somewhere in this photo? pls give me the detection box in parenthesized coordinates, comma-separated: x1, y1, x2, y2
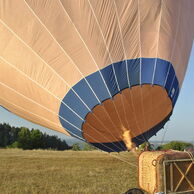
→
(0, 44, 194, 143)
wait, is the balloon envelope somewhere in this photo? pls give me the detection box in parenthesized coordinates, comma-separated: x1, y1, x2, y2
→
(0, 0, 194, 152)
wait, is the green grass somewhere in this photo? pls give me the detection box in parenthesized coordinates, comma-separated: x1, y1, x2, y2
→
(0, 149, 140, 194)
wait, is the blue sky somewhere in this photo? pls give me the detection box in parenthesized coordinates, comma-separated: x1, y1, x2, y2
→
(0, 44, 194, 143)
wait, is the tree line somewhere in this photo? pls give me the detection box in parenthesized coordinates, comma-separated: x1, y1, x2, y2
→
(139, 141, 194, 151)
(0, 123, 70, 150)
(2, 123, 191, 152)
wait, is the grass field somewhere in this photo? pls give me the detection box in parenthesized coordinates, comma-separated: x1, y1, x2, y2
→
(0, 149, 141, 194)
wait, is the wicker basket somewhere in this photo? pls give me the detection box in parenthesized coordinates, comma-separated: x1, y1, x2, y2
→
(138, 151, 194, 194)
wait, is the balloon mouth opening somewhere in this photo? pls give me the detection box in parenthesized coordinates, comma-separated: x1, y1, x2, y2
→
(80, 85, 173, 152)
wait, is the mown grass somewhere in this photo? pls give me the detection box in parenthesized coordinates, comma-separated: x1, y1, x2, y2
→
(0, 149, 141, 194)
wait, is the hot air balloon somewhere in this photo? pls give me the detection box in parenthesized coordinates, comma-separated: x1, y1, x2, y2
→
(0, 0, 194, 152)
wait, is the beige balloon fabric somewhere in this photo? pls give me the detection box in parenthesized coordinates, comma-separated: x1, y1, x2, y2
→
(0, 0, 193, 152)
